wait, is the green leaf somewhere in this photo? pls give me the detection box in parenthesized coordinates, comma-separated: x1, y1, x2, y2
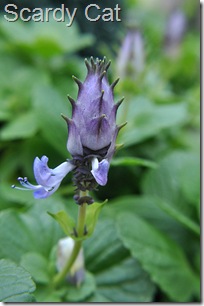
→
(0, 19, 93, 57)
(31, 21, 93, 56)
(48, 210, 76, 238)
(85, 200, 108, 238)
(20, 252, 50, 284)
(0, 198, 66, 263)
(48, 201, 107, 241)
(142, 151, 199, 215)
(34, 272, 95, 302)
(0, 211, 36, 263)
(65, 272, 96, 302)
(103, 195, 200, 251)
(111, 157, 157, 168)
(0, 112, 37, 140)
(118, 97, 188, 146)
(34, 286, 65, 302)
(0, 110, 10, 121)
(117, 213, 199, 302)
(156, 199, 200, 235)
(84, 219, 129, 273)
(0, 182, 34, 207)
(179, 155, 200, 205)
(95, 258, 156, 302)
(86, 293, 110, 302)
(0, 259, 36, 302)
(84, 218, 156, 302)
(32, 85, 69, 157)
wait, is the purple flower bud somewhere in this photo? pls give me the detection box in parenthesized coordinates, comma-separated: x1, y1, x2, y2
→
(164, 9, 187, 56)
(117, 29, 145, 79)
(63, 58, 125, 190)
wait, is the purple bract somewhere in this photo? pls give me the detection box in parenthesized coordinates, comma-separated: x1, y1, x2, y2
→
(12, 58, 125, 201)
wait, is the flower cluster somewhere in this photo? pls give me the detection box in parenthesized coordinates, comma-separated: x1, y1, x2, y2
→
(12, 58, 125, 202)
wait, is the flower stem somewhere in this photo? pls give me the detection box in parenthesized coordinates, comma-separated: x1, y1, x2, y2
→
(77, 198, 87, 237)
(52, 191, 88, 287)
(52, 240, 82, 287)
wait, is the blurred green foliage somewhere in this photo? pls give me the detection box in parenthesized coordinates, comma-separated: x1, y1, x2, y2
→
(0, 0, 200, 302)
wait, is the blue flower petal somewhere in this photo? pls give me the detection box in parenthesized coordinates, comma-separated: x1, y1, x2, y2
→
(34, 156, 74, 188)
(91, 158, 110, 186)
(33, 184, 60, 199)
(13, 157, 75, 199)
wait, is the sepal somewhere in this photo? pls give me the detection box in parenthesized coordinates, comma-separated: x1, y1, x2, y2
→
(85, 200, 108, 238)
(48, 210, 76, 239)
(48, 199, 108, 241)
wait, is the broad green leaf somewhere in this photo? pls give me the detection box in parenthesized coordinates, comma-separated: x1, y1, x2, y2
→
(0, 211, 36, 263)
(48, 210, 76, 238)
(142, 151, 199, 215)
(84, 218, 156, 302)
(21, 252, 50, 284)
(0, 182, 34, 207)
(86, 293, 110, 302)
(111, 157, 157, 168)
(34, 286, 65, 302)
(156, 199, 200, 235)
(0, 112, 37, 140)
(179, 155, 200, 205)
(85, 200, 108, 238)
(65, 272, 96, 302)
(0, 19, 93, 57)
(0, 259, 36, 302)
(103, 195, 200, 262)
(95, 258, 156, 302)
(118, 97, 188, 146)
(105, 194, 200, 236)
(84, 219, 129, 273)
(0, 110, 10, 121)
(0, 197, 66, 263)
(32, 85, 69, 157)
(117, 213, 199, 302)
(31, 21, 93, 56)
(34, 272, 95, 302)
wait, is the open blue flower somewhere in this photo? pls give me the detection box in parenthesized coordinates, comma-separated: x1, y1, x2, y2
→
(12, 156, 75, 199)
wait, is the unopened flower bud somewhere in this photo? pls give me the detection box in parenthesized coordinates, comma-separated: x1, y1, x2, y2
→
(63, 57, 125, 193)
(164, 9, 187, 57)
(56, 237, 85, 286)
(117, 29, 145, 79)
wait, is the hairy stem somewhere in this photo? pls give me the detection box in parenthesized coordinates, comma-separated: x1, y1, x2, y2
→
(52, 191, 88, 287)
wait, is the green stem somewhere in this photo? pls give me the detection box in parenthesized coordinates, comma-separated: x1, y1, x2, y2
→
(53, 240, 82, 287)
(52, 190, 88, 287)
(77, 199, 87, 237)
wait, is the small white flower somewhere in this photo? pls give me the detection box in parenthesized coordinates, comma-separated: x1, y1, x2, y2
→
(56, 237, 85, 286)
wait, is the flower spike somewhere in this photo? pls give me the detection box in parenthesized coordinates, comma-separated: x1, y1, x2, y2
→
(13, 57, 125, 201)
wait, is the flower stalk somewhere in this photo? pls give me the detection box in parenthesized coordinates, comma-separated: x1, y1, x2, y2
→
(53, 191, 88, 287)
(53, 240, 82, 287)
(77, 191, 87, 237)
